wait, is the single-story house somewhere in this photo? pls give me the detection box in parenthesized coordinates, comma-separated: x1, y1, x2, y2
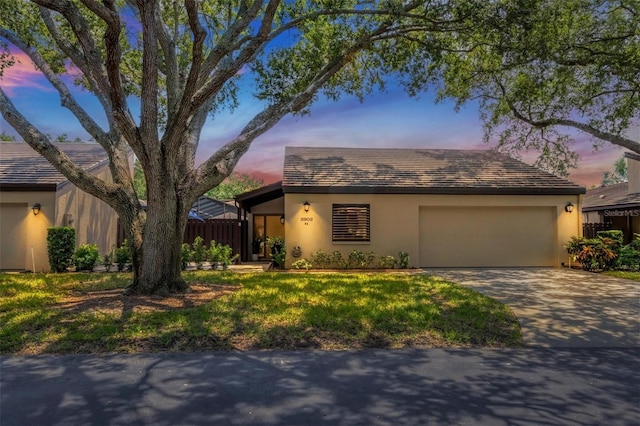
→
(236, 147, 586, 268)
(582, 152, 640, 243)
(0, 142, 128, 272)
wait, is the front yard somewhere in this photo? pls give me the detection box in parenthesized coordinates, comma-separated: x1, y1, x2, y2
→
(0, 272, 522, 354)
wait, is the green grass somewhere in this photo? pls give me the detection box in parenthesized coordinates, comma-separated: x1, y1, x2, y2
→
(603, 271, 640, 281)
(0, 272, 522, 354)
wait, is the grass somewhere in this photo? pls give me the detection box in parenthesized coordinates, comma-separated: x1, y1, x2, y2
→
(603, 270, 640, 281)
(0, 271, 522, 354)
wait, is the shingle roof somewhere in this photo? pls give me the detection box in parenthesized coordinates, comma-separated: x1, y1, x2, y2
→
(582, 183, 640, 211)
(0, 142, 109, 190)
(282, 147, 586, 195)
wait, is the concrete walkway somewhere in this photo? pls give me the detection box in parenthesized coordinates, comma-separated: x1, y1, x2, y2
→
(425, 268, 640, 348)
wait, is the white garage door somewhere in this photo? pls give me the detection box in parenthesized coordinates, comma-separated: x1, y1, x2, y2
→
(0, 203, 27, 270)
(419, 206, 556, 267)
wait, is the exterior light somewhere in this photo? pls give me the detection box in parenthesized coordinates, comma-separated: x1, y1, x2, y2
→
(31, 203, 41, 216)
(565, 202, 574, 213)
(303, 201, 310, 212)
(280, 215, 285, 225)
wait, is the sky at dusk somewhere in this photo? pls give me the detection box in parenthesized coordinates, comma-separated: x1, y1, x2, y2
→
(0, 50, 632, 189)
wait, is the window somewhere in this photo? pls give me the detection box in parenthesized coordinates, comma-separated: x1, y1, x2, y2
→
(332, 204, 370, 242)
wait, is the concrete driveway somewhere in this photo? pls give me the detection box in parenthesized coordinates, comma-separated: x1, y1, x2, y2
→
(424, 268, 640, 348)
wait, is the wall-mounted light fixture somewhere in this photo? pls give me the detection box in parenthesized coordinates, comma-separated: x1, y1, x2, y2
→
(564, 202, 574, 213)
(31, 203, 41, 216)
(280, 215, 285, 225)
(303, 201, 310, 213)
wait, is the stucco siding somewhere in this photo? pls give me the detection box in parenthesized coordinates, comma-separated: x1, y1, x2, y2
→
(55, 164, 118, 256)
(0, 191, 56, 271)
(284, 193, 582, 268)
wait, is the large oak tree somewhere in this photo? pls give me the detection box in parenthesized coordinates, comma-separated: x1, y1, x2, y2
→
(428, 0, 639, 176)
(0, 0, 469, 295)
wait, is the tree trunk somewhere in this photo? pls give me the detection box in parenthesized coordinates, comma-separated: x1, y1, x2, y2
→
(124, 178, 190, 296)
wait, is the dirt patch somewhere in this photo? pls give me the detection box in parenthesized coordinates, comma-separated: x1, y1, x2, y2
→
(55, 284, 240, 316)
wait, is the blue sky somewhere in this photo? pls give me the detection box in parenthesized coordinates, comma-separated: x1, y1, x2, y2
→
(0, 50, 627, 188)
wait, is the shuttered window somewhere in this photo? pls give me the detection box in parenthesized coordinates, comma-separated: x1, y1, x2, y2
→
(332, 204, 370, 242)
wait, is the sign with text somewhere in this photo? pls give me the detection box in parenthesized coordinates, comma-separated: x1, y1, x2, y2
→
(604, 209, 640, 217)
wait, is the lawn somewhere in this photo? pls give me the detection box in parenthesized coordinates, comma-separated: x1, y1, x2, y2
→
(0, 271, 522, 354)
(603, 270, 640, 281)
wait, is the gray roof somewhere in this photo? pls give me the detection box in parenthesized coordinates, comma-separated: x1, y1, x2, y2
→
(282, 147, 586, 195)
(0, 142, 109, 190)
(191, 196, 236, 219)
(582, 183, 640, 212)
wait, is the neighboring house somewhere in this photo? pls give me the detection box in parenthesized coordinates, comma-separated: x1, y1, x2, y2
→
(0, 142, 128, 272)
(190, 196, 237, 220)
(582, 152, 640, 243)
(237, 147, 586, 268)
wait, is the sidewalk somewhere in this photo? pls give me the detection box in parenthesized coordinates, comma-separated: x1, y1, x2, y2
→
(2, 348, 639, 425)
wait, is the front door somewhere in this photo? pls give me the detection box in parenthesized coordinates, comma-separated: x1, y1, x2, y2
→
(253, 215, 284, 259)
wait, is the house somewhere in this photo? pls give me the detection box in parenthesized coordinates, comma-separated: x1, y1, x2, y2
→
(237, 146, 586, 268)
(0, 142, 128, 272)
(582, 152, 640, 243)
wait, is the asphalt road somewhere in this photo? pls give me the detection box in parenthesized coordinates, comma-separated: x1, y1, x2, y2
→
(1, 348, 639, 425)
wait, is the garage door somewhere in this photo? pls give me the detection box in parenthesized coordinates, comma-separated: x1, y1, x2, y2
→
(419, 206, 556, 267)
(0, 203, 27, 270)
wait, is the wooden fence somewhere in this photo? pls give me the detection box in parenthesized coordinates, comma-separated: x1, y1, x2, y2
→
(582, 222, 612, 239)
(118, 219, 248, 260)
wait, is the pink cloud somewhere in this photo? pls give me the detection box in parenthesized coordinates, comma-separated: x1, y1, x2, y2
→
(0, 51, 52, 93)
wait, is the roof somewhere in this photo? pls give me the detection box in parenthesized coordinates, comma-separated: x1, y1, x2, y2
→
(235, 181, 284, 210)
(190, 196, 236, 219)
(582, 183, 640, 212)
(0, 142, 110, 191)
(282, 147, 586, 195)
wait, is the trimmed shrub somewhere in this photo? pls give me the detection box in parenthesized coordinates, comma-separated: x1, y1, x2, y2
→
(191, 236, 207, 269)
(565, 236, 618, 271)
(47, 227, 76, 272)
(331, 250, 348, 269)
(292, 258, 312, 271)
(310, 250, 332, 269)
(398, 251, 410, 269)
(348, 250, 376, 269)
(73, 244, 100, 271)
(181, 243, 191, 270)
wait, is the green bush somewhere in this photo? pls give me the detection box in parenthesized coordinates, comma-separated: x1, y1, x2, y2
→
(310, 250, 332, 269)
(47, 227, 76, 272)
(398, 251, 410, 269)
(378, 255, 397, 269)
(102, 251, 114, 272)
(73, 244, 100, 271)
(191, 236, 207, 269)
(347, 250, 376, 269)
(331, 250, 348, 269)
(292, 258, 312, 271)
(181, 243, 191, 270)
(114, 240, 131, 272)
(267, 237, 286, 269)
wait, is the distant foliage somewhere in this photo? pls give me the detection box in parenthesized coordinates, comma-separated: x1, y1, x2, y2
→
(206, 173, 264, 200)
(46, 227, 76, 272)
(565, 231, 639, 272)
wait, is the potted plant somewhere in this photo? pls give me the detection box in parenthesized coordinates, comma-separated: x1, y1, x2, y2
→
(266, 236, 286, 269)
(251, 238, 262, 261)
(209, 241, 224, 270)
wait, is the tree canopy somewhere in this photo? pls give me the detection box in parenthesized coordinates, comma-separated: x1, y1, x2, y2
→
(429, 0, 640, 176)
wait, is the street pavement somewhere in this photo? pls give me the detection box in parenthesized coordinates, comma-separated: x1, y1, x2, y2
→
(1, 348, 639, 425)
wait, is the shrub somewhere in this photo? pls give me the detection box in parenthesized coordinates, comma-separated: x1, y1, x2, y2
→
(181, 243, 191, 270)
(564, 236, 618, 271)
(102, 251, 113, 272)
(47, 227, 76, 272)
(73, 244, 100, 271)
(347, 250, 376, 269)
(292, 258, 312, 271)
(267, 237, 286, 269)
(310, 250, 332, 269)
(191, 236, 207, 269)
(398, 251, 410, 269)
(378, 255, 397, 269)
(114, 240, 131, 272)
(331, 250, 348, 269)
(617, 245, 640, 271)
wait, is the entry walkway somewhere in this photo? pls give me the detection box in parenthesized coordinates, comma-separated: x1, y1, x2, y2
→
(425, 268, 640, 348)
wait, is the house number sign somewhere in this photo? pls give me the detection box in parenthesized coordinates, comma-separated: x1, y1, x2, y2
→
(300, 216, 313, 226)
